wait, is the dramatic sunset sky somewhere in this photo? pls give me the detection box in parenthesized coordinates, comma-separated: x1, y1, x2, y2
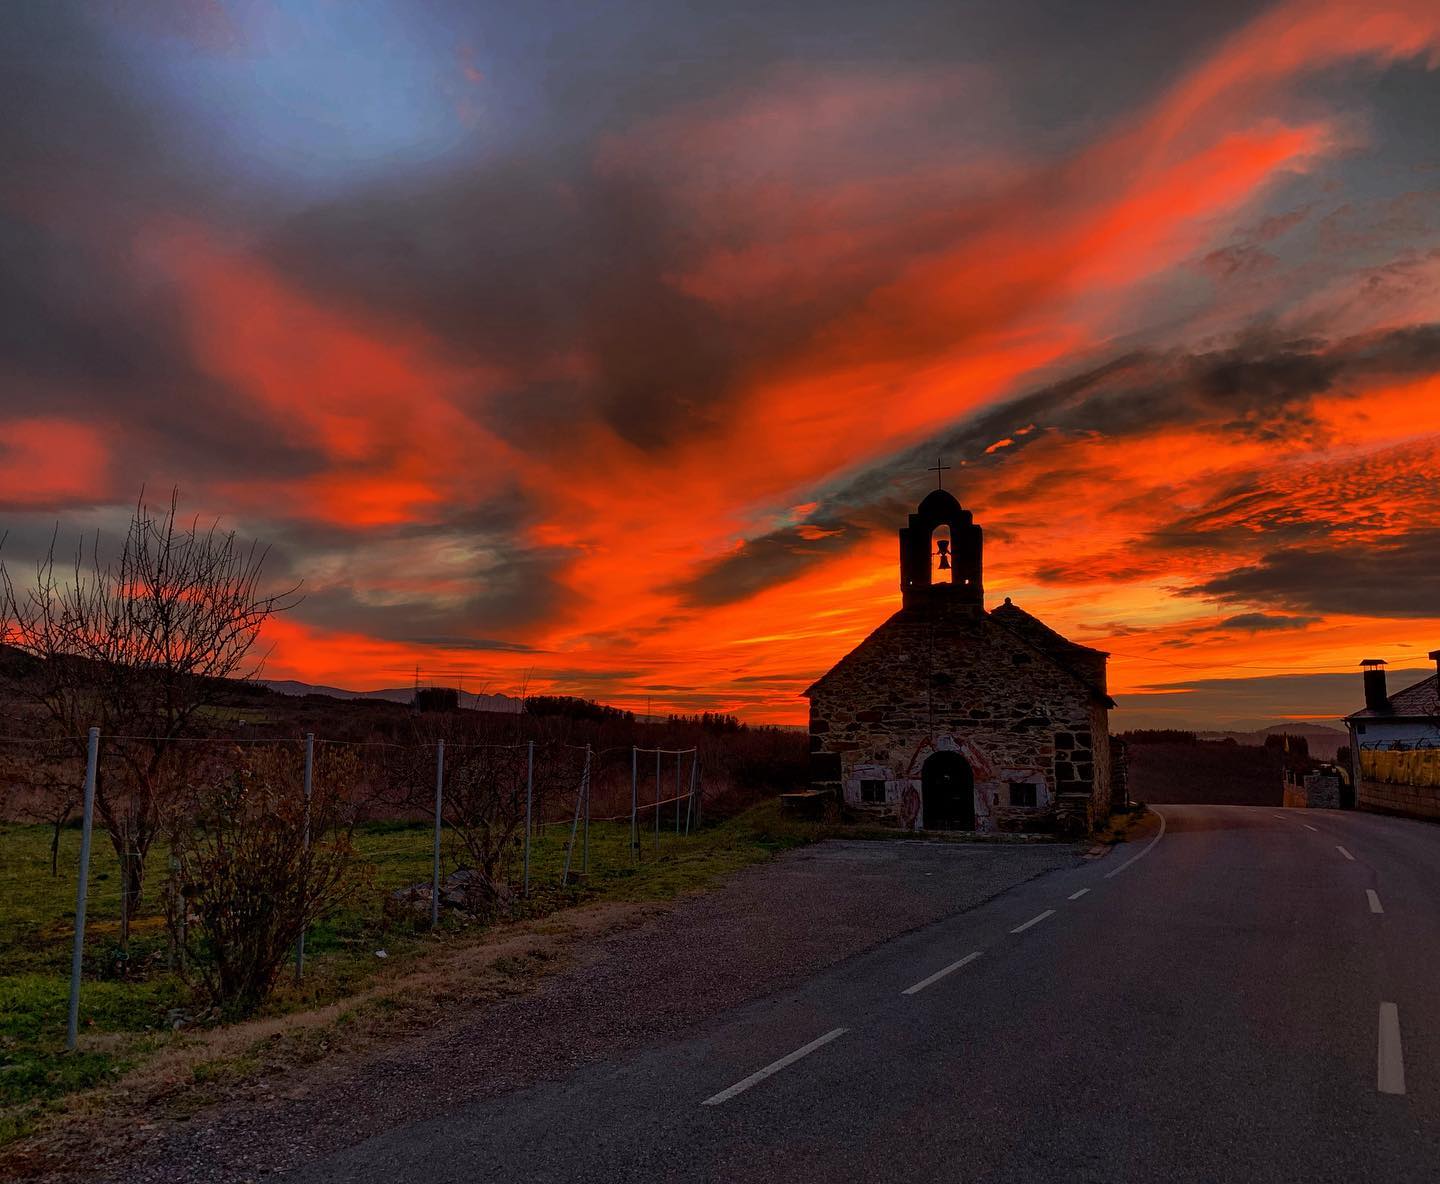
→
(3, 0, 1439, 727)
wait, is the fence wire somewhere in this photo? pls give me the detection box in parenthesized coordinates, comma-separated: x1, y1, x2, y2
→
(0, 728, 714, 1045)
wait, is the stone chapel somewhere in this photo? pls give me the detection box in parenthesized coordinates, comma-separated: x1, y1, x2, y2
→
(803, 487, 1114, 835)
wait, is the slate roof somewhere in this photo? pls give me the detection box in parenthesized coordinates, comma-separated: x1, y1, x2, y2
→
(988, 599, 1112, 705)
(804, 598, 1114, 707)
(1346, 672, 1440, 721)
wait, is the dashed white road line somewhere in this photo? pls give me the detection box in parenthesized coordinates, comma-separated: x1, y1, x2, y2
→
(1378, 1003, 1406, 1095)
(1367, 889, 1384, 914)
(1011, 909, 1055, 934)
(1103, 806, 1168, 879)
(902, 952, 982, 996)
(1337, 845, 1356, 861)
(701, 1028, 849, 1106)
(1302, 824, 1318, 832)
(1068, 888, 1090, 901)
(1273, 813, 1288, 821)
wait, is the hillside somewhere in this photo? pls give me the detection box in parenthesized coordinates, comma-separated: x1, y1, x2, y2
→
(259, 679, 522, 714)
(1125, 738, 1286, 807)
(1198, 723, 1347, 761)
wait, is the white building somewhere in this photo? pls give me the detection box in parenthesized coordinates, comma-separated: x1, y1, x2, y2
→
(1343, 653, 1440, 759)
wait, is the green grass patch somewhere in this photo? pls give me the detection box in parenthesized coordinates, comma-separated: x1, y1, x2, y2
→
(0, 798, 831, 1142)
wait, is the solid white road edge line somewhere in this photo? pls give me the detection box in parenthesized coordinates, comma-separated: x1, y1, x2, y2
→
(701, 1028, 849, 1106)
(1378, 1003, 1406, 1095)
(1010, 909, 1055, 934)
(902, 951, 982, 996)
(1068, 888, 1090, 900)
(1337, 845, 1356, 861)
(1367, 889, 1384, 914)
(1103, 806, 1168, 880)
(1303, 824, 1319, 832)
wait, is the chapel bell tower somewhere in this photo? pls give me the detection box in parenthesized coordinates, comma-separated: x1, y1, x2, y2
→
(898, 484, 983, 610)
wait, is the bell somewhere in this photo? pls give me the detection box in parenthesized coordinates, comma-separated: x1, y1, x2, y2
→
(938, 554, 951, 570)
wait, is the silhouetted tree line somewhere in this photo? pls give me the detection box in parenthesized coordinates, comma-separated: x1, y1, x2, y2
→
(667, 711, 743, 732)
(1118, 729, 1198, 745)
(413, 687, 459, 713)
(524, 694, 635, 724)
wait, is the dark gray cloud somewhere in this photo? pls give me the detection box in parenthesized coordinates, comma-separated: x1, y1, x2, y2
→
(404, 636, 539, 653)
(1217, 612, 1322, 631)
(1113, 667, 1435, 731)
(1191, 530, 1440, 620)
(677, 523, 859, 608)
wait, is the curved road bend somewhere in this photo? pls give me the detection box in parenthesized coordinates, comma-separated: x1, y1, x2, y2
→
(296, 805, 1440, 1183)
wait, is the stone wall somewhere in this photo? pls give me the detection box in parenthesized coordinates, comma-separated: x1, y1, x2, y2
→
(1109, 736, 1129, 810)
(1282, 773, 1341, 809)
(1303, 773, 1340, 809)
(1359, 778, 1440, 821)
(807, 606, 1108, 834)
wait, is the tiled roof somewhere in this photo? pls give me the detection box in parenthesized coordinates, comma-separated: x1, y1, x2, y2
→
(1347, 672, 1440, 720)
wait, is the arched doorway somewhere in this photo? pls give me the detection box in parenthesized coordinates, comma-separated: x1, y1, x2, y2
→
(921, 750, 975, 830)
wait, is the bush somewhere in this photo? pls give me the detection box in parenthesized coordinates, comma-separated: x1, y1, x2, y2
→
(166, 745, 365, 1018)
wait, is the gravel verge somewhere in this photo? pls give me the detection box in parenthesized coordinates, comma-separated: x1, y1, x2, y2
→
(56, 838, 1086, 1182)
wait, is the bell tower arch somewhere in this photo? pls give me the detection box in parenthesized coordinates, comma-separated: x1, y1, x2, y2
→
(898, 488, 983, 609)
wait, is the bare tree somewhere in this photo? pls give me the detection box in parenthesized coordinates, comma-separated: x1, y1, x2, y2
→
(0, 489, 299, 945)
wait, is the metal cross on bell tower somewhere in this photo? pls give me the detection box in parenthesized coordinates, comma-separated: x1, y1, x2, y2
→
(927, 456, 951, 490)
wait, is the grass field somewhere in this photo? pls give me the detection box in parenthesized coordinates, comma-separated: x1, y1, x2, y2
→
(0, 800, 830, 1145)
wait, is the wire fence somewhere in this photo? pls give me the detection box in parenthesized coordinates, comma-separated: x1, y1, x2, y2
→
(0, 729, 706, 1047)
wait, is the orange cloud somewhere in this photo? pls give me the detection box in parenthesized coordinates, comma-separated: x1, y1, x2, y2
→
(0, 419, 109, 508)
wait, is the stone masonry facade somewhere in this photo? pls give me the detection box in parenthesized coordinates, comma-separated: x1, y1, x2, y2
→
(806, 602, 1112, 835)
(804, 488, 1113, 836)
(1359, 778, 1440, 821)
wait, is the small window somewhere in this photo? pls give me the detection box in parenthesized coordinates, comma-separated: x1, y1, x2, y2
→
(859, 779, 886, 803)
(1008, 781, 1037, 808)
(1356, 723, 1367, 734)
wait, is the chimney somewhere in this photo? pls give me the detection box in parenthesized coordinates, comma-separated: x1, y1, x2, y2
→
(1361, 658, 1389, 712)
(1430, 649, 1440, 681)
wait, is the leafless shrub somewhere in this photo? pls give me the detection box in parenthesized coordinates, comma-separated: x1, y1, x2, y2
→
(166, 744, 363, 1018)
(436, 743, 531, 905)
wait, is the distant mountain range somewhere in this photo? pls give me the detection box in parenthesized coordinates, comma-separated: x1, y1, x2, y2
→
(258, 680, 523, 714)
(1198, 722, 1347, 760)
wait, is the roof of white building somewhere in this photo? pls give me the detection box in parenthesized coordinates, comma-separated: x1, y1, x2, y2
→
(1346, 672, 1440, 722)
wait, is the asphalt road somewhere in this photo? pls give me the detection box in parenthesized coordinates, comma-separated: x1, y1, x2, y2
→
(294, 806, 1440, 1183)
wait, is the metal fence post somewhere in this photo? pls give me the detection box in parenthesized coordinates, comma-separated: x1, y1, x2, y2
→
(295, 732, 314, 983)
(685, 749, 698, 836)
(563, 746, 585, 886)
(582, 743, 591, 875)
(66, 726, 99, 1051)
(654, 747, 661, 845)
(431, 739, 445, 929)
(523, 741, 534, 897)
(675, 750, 681, 835)
(695, 755, 702, 830)
(630, 746, 639, 863)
